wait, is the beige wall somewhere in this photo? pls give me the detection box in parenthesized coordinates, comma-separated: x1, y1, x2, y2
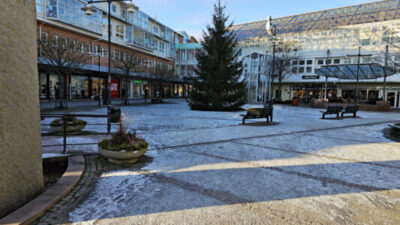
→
(0, 0, 43, 218)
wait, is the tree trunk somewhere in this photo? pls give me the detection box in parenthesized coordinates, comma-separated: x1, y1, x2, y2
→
(124, 74, 128, 105)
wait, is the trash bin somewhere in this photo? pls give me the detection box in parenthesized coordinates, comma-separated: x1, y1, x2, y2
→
(110, 107, 121, 123)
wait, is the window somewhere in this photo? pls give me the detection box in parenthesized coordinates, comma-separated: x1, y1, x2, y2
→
(41, 32, 48, 44)
(307, 60, 312, 65)
(153, 26, 159, 34)
(292, 60, 298, 65)
(100, 47, 104, 57)
(112, 50, 116, 60)
(160, 42, 164, 53)
(86, 43, 91, 54)
(326, 59, 332, 64)
(60, 37, 67, 49)
(299, 60, 305, 65)
(36, 0, 43, 14)
(306, 67, 312, 73)
(334, 59, 340, 64)
(53, 34, 58, 47)
(70, 39, 76, 50)
(299, 67, 305, 73)
(78, 42, 84, 53)
(317, 59, 324, 65)
(112, 4, 117, 13)
(292, 67, 298, 73)
(116, 24, 124, 39)
(93, 46, 98, 55)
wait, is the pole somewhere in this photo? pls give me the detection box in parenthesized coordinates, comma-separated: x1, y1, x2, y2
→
(270, 41, 276, 106)
(384, 45, 388, 102)
(355, 47, 361, 106)
(107, 0, 112, 134)
(98, 44, 101, 107)
(324, 49, 330, 100)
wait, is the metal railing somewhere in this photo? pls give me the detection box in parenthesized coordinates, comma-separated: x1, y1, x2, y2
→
(41, 112, 120, 154)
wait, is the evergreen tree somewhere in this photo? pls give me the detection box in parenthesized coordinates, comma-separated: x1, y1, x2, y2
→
(187, 0, 246, 111)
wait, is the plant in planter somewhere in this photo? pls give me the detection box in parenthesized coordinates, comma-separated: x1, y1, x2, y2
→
(50, 115, 87, 134)
(98, 119, 148, 164)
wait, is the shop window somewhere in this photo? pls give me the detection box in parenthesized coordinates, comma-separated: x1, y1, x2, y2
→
(71, 76, 89, 99)
(91, 78, 105, 97)
(39, 73, 47, 99)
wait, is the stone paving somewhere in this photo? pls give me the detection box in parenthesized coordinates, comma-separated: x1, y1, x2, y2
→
(38, 100, 400, 224)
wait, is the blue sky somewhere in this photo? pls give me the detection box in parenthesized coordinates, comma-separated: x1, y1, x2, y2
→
(136, 0, 374, 40)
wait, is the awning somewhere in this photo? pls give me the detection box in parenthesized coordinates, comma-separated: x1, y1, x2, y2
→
(315, 63, 397, 80)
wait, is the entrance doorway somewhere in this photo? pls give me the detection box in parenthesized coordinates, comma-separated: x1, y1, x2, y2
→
(387, 91, 399, 108)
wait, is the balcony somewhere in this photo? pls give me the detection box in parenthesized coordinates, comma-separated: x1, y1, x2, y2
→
(44, 0, 103, 34)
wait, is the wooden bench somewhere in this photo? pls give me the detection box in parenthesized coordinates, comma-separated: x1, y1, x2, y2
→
(241, 107, 273, 124)
(321, 106, 343, 119)
(341, 106, 359, 118)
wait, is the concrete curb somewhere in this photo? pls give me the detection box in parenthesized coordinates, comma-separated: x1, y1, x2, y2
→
(0, 156, 85, 225)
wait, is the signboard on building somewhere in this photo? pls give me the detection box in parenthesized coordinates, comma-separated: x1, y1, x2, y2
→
(302, 75, 320, 80)
(111, 79, 119, 98)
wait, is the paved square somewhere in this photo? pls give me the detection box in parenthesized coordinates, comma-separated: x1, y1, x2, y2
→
(41, 100, 400, 224)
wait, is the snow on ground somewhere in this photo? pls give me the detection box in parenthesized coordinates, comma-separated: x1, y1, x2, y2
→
(53, 99, 400, 224)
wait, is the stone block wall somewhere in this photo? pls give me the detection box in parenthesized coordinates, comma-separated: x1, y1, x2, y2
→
(0, 0, 43, 218)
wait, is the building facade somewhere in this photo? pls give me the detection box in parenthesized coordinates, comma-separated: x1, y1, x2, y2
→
(36, 0, 188, 101)
(174, 31, 202, 97)
(231, 0, 400, 108)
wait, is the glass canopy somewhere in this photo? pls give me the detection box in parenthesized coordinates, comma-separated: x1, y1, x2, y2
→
(315, 64, 397, 80)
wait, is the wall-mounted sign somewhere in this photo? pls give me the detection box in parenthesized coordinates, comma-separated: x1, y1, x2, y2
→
(133, 80, 142, 84)
(302, 75, 320, 80)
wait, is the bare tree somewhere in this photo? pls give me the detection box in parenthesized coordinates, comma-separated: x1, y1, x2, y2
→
(152, 64, 175, 102)
(112, 52, 139, 105)
(269, 46, 299, 102)
(39, 36, 89, 108)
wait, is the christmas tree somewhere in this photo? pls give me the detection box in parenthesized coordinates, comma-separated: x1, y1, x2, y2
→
(187, 0, 246, 111)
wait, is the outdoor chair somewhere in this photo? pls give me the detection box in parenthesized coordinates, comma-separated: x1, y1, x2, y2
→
(341, 106, 359, 118)
(321, 106, 343, 119)
(241, 107, 273, 124)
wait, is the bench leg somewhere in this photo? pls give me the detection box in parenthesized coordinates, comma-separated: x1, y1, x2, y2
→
(267, 117, 269, 123)
(242, 118, 245, 125)
(337, 113, 339, 119)
(322, 113, 325, 119)
(353, 112, 356, 118)
(341, 112, 344, 118)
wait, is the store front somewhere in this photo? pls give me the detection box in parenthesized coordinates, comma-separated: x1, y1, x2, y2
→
(387, 90, 400, 108)
(70, 75, 89, 99)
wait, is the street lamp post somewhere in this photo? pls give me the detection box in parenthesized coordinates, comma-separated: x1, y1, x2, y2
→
(347, 48, 372, 106)
(83, 0, 137, 134)
(266, 16, 276, 107)
(324, 49, 331, 100)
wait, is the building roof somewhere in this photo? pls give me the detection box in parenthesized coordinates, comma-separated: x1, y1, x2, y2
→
(315, 64, 397, 79)
(176, 43, 202, 50)
(230, 0, 400, 41)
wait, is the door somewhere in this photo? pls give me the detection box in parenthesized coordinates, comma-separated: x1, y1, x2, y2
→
(387, 91, 397, 107)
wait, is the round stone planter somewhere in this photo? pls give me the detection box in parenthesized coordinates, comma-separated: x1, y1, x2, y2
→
(98, 146, 147, 164)
(50, 124, 86, 134)
(391, 123, 400, 138)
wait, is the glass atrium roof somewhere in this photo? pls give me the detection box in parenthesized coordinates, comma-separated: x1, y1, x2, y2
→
(315, 64, 397, 80)
(231, 0, 400, 41)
